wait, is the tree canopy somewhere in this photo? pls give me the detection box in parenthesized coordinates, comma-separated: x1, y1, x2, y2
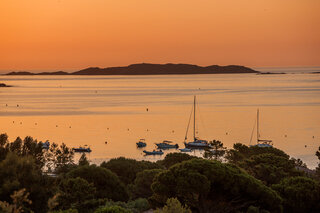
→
(151, 158, 282, 213)
(154, 198, 191, 213)
(100, 157, 162, 185)
(226, 143, 289, 165)
(129, 169, 163, 199)
(78, 153, 90, 166)
(94, 205, 132, 213)
(1, 133, 320, 213)
(67, 165, 129, 201)
(316, 146, 320, 178)
(0, 153, 53, 212)
(203, 140, 226, 161)
(58, 177, 96, 210)
(157, 153, 197, 169)
(0, 134, 45, 168)
(239, 153, 301, 185)
(272, 176, 320, 213)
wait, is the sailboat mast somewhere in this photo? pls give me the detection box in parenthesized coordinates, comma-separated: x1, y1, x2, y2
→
(257, 108, 259, 143)
(194, 96, 196, 141)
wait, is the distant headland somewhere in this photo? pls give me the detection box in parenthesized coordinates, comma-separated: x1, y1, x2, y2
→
(6, 63, 259, 75)
(0, 83, 11, 87)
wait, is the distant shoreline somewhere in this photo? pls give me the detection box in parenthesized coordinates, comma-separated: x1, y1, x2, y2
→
(0, 83, 11, 87)
(5, 63, 259, 75)
(257, 72, 286, 75)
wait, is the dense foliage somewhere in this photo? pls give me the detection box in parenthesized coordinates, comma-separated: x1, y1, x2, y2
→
(316, 146, 320, 177)
(58, 177, 96, 210)
(154, 198, 191, 213)
(100, 157, 162, 185)
(239, 153, 301, 185)
(203, 140, 226, 161)
(151, 159, 282, 213)
(226, 143, 289, 164)
(67, 165, 129, 201)
(95, 198, 149, 213)
(129, 169, 163, 199)
(272, 176, 320, 213)
(157, 153, 198, 168)
(0, 153, 54, 212)
(0, 133, 320, 213)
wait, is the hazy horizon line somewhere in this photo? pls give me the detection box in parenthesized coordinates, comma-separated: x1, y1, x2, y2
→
(1, 63, 320, 73)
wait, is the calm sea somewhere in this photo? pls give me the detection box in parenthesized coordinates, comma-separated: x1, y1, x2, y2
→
(1, 70, 319, 168)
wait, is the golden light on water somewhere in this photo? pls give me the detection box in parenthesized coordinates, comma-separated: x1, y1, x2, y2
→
(1, 74, 319, 167)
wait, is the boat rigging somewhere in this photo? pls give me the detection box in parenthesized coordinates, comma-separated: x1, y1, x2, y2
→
(250, 109, 273, 148)
(184, 96, 211, 149)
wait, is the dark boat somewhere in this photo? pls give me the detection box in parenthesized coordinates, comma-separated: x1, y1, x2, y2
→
(136, 139, 147, 148)
(155, 140, 179, 149)
(72, 146, 92, 153)
(143, 149, 164, 155)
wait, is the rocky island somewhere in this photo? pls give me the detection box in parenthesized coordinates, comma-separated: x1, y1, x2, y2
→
(0, 83, 11, 87)
(6, 71, 69, 75)
(6, 63, 259, 75)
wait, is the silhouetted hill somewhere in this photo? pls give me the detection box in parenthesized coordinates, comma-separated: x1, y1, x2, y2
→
(6, 63, 258, 75)
(6, 71, 34, 75)
(38, 71, 69, 75)
(0, 83, 11, 87)
(6, 71, 69, 75)
(73, 63, 258, 75)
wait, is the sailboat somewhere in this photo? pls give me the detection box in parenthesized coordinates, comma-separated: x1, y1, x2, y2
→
(184, 96, 211, 149)
(250, 109, 273, 148)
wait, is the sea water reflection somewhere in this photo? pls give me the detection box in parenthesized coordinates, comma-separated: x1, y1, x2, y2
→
(0, 73, 319, 167)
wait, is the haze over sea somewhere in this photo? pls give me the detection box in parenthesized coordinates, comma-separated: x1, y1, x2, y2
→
(1, 67, 319, 168)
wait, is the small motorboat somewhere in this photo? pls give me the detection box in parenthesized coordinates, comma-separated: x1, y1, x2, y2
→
(155, 140, 179, 149)
(136, 139, 147, 148)
(143, 149, 164, 155)
(73, 146, 92, 153)
(179, 148, 192, 152)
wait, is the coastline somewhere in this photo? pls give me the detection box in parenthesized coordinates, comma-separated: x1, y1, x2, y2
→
(5, 63, 259, 75)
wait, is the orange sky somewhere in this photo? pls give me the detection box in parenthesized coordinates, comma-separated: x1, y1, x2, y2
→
(0, 0, 319, 72)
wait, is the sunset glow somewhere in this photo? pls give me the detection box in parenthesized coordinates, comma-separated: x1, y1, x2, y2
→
(0, 0, 319, 72)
